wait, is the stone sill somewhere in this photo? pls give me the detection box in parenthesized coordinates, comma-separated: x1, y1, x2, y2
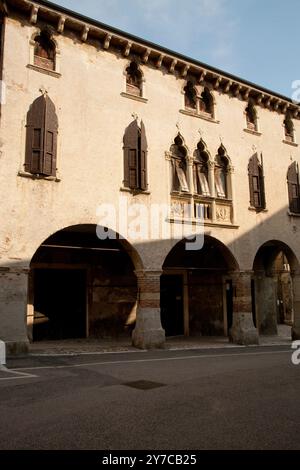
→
(120, 92, 148, 103)
(27, 64, 61, 79)
(288, 211, 300, 217)
(248, 206, 268, 213)
(120, 187, 150, 195)
(18, 171, 61, 183)
(243, 128, 262, 136)
(180, 109, 219, 124)
(168, 217, 239, 229)
(282, 139, 298, 147)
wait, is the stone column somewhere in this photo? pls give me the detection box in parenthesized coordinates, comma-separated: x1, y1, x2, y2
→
(132, 270, 166, 349)
(0, 266, 30, 355)
(207, 160, 216, 222)
(292, 273, 300, 340)
(187, 156, 194, 195)
(230, 271, 259, 345)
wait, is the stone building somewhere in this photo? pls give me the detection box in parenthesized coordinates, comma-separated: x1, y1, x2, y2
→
(1, 0, 300, 354)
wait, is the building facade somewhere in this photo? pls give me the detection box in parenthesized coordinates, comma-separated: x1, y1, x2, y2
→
(1, 0, 300, 354)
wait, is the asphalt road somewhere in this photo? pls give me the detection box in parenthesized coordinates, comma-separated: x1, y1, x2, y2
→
(0, 345, 299, 450)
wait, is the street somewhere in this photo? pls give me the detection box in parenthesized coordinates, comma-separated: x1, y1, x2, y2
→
(0, 345, 299, 450)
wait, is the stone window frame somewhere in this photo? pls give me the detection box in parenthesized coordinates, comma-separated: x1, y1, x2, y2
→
(180, 80, 218, 123)
(28, 29, 61, 78)
(283, 113, 297, 146)
(121, 59, 148, 103)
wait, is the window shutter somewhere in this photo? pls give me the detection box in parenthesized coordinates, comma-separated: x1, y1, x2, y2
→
(25, 95, 46, 174)
(123, 120, 139, 190)
(287, 162, 300, 213)
(139, 121, 148, 191)
(43, 96, 58, 177)
(248, 154, 264, 209)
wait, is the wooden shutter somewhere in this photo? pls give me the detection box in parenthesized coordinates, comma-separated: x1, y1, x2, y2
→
(123, 120, 139, 190)
(43, 96, 58, 177)
(25, 95, 46, 174)
(248, 154, 264, 209)
(288, 162, 300, 213)
(139, 121, 148, 191)
(25, 95, 58, 177)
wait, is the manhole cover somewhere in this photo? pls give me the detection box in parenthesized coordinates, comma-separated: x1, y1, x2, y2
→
(123, 380, 166, 390)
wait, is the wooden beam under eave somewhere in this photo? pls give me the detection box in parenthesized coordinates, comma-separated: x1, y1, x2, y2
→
(214, 76, 222, 90)
(103, 33, 112, 50)
(198, 70, 207, 83)
(142, 49, 150, 64)
(57, 16, 66, 34)
(30, 4, 39, 24)
(169, 59, 177, 74)
(81, 25, 89, 42)
(124, 41, 132, 57)
(224, 80, 232, 93)
(156, 54, 164, 68)
(181, 65, 190, 78)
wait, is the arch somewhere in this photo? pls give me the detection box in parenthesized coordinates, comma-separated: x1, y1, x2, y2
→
(215, 144, 230, 199)
(161, 235, 239, 338)
(125, 61, 143, 97)
(170, 133, 189, 193)
(284, 113, 295, 142)
(253, 239, 299, 274)
(33, 29, 56, 71)
(184, 80, 197, 110)
(28, 224, 144, 343)
(199, 87, 214, 116)
(193, 139, 211, 196)
(252, 240, 299, 336)
(245, 101, 258, 131)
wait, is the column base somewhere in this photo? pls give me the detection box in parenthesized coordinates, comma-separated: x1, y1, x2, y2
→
(132, 307, 166, 350)
(230, 313, 259, 345)
(292, 327, 300, 340)
(6, 341, 29, 357)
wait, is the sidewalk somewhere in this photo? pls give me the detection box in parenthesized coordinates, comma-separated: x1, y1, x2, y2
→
(27, 326, 292, 356)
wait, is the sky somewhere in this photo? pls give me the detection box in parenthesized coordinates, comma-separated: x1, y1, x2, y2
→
(52, 0, 300, 98)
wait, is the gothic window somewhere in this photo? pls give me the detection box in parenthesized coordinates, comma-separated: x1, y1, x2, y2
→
(184, 81, 197, 111)
(215, 146, 228, 198)
(170, 135, 189, 192)
(126, 62, 143, 97)
(284, 114, 295, 143)
(123, 119, 148, 191)
(34, 31, 56, 71)
(199, 87, 214, 116)
(193, 140, 210, 196)
(245, 102, 258, 131)
(248, 153, 266, 210)
(287, 162, 300, 213)
(25, 95, 58, 177)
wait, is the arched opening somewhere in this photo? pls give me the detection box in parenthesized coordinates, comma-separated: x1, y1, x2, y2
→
(184, 81, 197, 111)
(215, 145, 229, 199)
(126, 61, 143, 97)
(34, 31, 56, 71)
(28, 225, 139, 343)
(253, 240, 299, 337)
(170, 134, 189, 193)
(193, 140, 210, 196)
(199, 87, 214, 116)
(161, 236, 238, 338)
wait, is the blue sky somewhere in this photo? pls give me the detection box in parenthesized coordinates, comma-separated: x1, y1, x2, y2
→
(52, 0, 299, 98)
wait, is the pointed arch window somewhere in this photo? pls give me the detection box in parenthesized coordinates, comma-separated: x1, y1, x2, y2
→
(287, 162, 300, 213)
(170, 135, 189, 193)
(34, 31, 56, 71)
(199, 87, 214, 117)
(126, 62, 143, 97)
(25, 95, 58, 177)
(215, 146, 228, 198)
(248, 153, 266, 210)
(245, 102, 258, 131)
(193, 140, 210, 196)
(123, 120, 148, 191)
(284, 113, 295, 143)
(184, 81, 197, 111)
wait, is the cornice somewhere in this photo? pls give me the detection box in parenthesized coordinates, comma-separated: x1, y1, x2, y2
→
(4, 0, 300, 119)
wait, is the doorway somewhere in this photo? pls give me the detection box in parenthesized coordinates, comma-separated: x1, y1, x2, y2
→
(160, 275, 184, 337)
(33, 269, 87, 341)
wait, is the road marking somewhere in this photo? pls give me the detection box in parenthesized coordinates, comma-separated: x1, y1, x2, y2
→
(10, 349, 291, 372)
(0, 366, 37, 381)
